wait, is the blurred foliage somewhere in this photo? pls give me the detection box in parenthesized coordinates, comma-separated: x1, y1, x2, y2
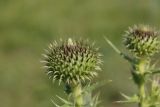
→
(0, 0, 160, 107)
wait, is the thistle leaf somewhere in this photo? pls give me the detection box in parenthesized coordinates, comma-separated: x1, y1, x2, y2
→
(83, 80, 111, 93)
(116, 93, 139, 103)
(91, 92, 101, 107)
(51, 99, 61, 107)
(104, 36, 133, 63)
(56, 95, 72, 105)
(151, 69, 160, 75)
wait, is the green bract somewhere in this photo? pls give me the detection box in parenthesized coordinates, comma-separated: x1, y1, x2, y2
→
(42, 38, 102, 85)
(123, 25, 160, 58)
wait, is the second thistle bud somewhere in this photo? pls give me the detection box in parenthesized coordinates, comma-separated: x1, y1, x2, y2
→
(123, 25, 160, 58)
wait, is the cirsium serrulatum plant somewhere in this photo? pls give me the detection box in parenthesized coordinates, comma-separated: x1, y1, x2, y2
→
(105, 25, 160, 107)
(42, 38, 103, 107)
(105, 24, 160, 107)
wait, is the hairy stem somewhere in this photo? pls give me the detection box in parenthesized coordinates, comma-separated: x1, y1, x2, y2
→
(73, 84, 83, 107)
(138, 59, 147, 107)
(139, 82, 145, 107)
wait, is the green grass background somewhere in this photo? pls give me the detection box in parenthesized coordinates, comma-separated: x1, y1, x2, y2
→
(0, 0, 160, 107)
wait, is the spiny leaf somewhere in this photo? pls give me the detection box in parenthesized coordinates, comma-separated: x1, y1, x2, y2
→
(104, 36, 134, 63)
(116, 93, 139, 103)
(151, 69, 160, 75)
(83, 80, 112, 93)
(120, 92, 131, 100)
(51, 99, 61, 107)
(92, 92, 101, 107)
(56, 95, 72, 105)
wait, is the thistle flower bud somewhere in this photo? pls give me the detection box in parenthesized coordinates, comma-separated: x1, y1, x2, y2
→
(123, 25, 160, 58)
(42, 38, 102, 85)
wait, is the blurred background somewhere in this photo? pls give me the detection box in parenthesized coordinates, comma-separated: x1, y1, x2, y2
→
(1, 0, 160, 107)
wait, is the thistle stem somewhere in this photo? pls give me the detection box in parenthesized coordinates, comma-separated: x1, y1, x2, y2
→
(73, 84, 83, 107)
(138, 59, 147, 107)
(139, 82, 145, 107)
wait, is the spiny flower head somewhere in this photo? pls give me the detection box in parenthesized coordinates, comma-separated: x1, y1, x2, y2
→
(123, 25, 160, 58)
(42, 38, 102, 85)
